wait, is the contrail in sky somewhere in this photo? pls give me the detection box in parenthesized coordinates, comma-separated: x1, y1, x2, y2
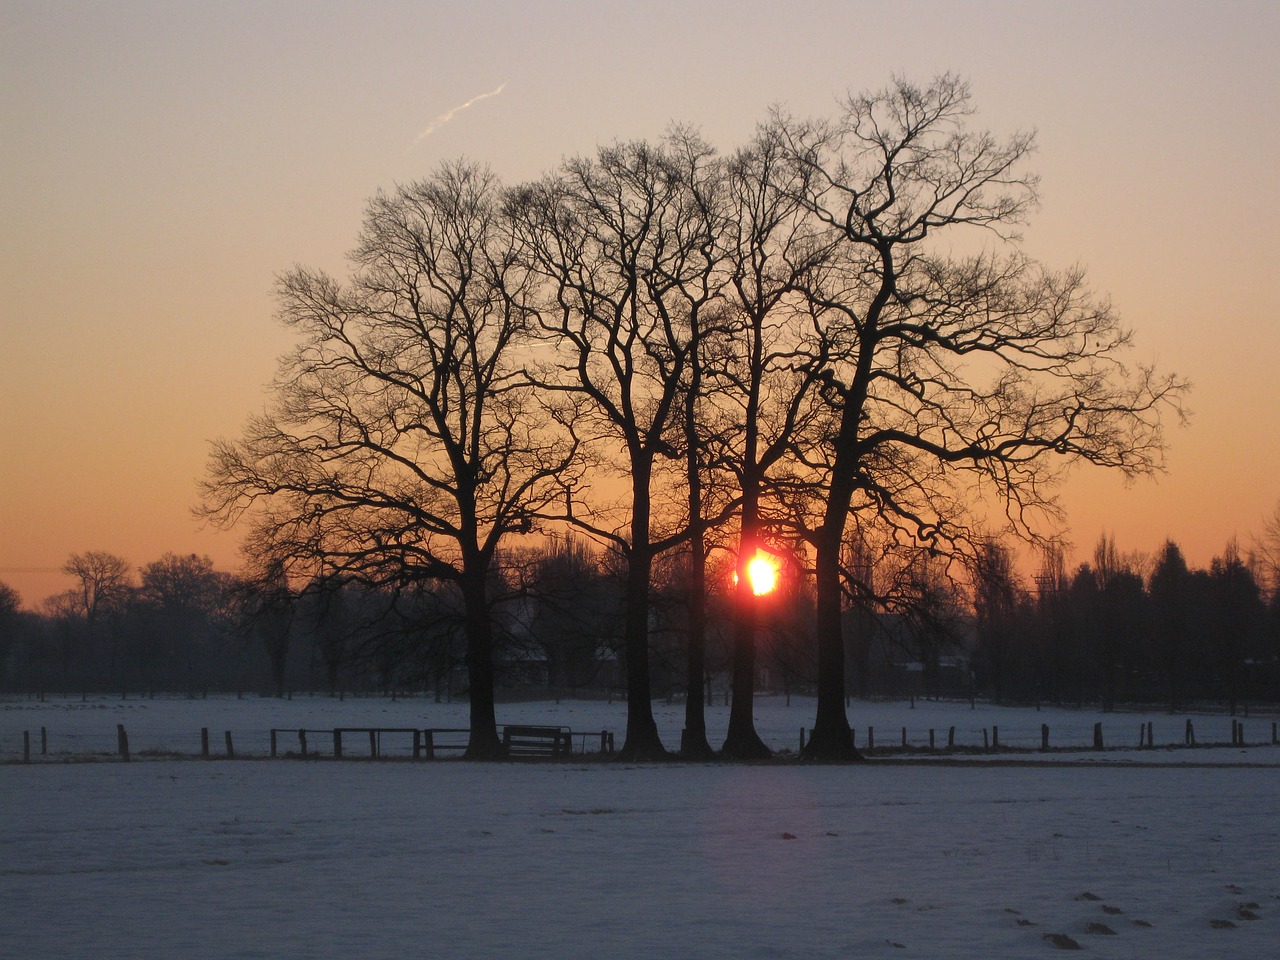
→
(414, 82, 507, 143)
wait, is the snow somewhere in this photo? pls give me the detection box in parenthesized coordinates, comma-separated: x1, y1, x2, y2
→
(3, 696, 1279, 959)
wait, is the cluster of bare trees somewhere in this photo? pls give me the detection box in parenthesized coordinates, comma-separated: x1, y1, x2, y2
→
(199, 76, 1184, 760)
(2, 551, 245, 695)
(974, 534, 1280, 715)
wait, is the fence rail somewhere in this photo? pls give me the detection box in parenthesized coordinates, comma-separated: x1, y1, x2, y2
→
(2, 724, 617, 763)
(4, 718, 1278, 763)
(801, 719, 1280, 755)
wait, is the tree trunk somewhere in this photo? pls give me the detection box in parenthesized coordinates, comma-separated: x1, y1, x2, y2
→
(721, 574, 771, 759)
(618, 550, 667, 759)
(460, 571, 504, 760)
(681, 541, 714, 760)
(722, 505, 771, 760)
(680, 381, 714, 760)
(616, 461, 668, 760)
(803, 485, 862, 761)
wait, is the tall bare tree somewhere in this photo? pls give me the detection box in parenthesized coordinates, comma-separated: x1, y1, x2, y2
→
(512, 137, 724, 759)
(777, 75, 1187, 759)
(202, 162, 577, 759)
(714, 128, 835, 758)
(62, 550, 133, 688)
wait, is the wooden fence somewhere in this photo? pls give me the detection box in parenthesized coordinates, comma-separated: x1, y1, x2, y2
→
(800, 719, 1280, 755)
(6, 719, 1277, 763)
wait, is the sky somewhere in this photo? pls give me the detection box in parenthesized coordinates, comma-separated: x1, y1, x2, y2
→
(2, 0, 1278, 608)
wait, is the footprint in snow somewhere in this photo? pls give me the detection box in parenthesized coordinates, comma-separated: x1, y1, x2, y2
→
(1043, 933, 1082, 950)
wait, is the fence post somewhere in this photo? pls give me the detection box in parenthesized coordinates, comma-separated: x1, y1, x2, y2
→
(299, 729, 308, 757)
(224, 731, 234, 758)
(23, 731, 30, 764)
(413, 729, 422, 760)
(1093, 722, 1104, 750)
(369, 730, 378, 758)
(424, 729, 435, 760)
(270, 730, 277, 758)
(1139, 723, 1145, 747)
(948, 726, 955, 749)
(202, 728, 210, 758)
(334, 729, 343, 759)
(117, 724, 130, 762)
(1273, 721, 1277, 745)
(1041, 724, 1049, 752)
(867, 727, 874, 752)
(902, 726, 908, 748)
(929, 729, 935, 751)
(1185, 719, 1195, 746)
(41, 727, 47, 755)
(982, 728, 989, 750)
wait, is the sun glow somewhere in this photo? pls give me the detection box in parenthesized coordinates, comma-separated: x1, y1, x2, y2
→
(744, 550, 780, 596)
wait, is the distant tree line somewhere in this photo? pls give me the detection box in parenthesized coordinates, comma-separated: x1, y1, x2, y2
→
(972, 535, 1280, 715)
(0, 539, 808, 703)
(3, 526, 1276, 716)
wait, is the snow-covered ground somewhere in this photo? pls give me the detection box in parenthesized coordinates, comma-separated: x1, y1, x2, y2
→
(3, 696, 1279, 959)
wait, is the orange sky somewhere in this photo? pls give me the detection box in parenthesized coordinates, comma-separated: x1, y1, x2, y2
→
(3, 1, 1278, 608)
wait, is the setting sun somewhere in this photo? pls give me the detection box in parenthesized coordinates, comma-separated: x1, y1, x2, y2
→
(745, 550, 779, 596)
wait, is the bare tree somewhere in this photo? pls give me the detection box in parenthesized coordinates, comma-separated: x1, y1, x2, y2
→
(63, 551, 132, 626)
(777, 75, 1187, 759)
(202, 162, 577, 759)
(61, 550, 133, 689)
(1254, 502, 1280, 601)
(713, 128, 835, 758)
(511, 137, 725, 760)
(136, 552, 230, 691)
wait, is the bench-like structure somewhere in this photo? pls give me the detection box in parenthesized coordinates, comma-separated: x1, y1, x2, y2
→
(502, 724, 573, 759)
(267, 724, 604, 759)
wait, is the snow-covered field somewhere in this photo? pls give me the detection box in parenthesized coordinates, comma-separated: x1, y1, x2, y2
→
(3, 696, 1279, 959)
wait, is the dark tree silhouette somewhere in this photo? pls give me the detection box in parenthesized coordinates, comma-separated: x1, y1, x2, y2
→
(775, 75, 1185, 759)
(0, 581, 19, 689)
(715, 127, 833, 759)
(1149, 540, 1193, 711)
(512, 137, 722, 760)
(1208, 541, 1265, 715)
(972, 540, 1026, 704)
(202, 162, 577, 759)
(61, 550, 133, 690)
